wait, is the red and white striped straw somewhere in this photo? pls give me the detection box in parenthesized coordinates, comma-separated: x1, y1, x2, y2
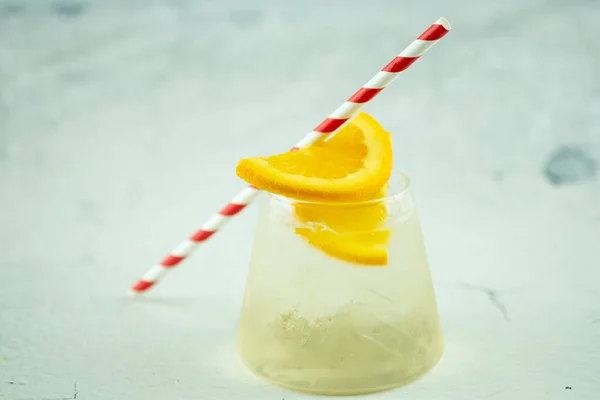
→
(130, 17, 451, 294)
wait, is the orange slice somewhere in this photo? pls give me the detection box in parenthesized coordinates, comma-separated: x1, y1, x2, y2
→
(295, 228, 390, 266)
(236, 112, 393, 202)
(294, 187, 390, 266)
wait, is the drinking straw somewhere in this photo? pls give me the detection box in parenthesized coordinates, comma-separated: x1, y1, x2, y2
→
(130, 17, 451, 294)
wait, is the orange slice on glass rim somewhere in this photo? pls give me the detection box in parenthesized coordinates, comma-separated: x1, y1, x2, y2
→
(236, 112, 392, 202)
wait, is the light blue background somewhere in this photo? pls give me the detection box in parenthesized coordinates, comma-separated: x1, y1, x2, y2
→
(1, 0, 599, 399)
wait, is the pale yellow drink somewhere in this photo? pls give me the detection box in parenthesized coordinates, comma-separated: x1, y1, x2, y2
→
(237, 173, 444, 395)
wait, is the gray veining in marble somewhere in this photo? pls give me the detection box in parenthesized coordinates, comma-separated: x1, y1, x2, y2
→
(1, 0, 599, 399)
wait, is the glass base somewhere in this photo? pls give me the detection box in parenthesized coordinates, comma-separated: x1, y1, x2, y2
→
(238, 339, 444, 395)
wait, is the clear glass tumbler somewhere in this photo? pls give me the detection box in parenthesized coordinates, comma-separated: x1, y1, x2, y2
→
(237, 172, 444, 395)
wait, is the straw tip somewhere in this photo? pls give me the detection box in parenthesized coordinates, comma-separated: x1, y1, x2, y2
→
(436, 17, 451, 31)
(126, 289, 141, 297)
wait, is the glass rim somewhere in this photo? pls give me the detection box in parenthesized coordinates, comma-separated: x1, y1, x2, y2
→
(266, 169, 411, 206)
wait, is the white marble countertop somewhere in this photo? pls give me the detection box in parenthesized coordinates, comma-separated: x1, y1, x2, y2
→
(1, 0, 599, 399)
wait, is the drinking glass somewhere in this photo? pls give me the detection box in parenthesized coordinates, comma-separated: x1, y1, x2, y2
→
(237, 171, 444, 395)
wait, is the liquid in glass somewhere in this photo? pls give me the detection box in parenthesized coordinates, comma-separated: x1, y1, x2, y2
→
(237, 172, 443, 395)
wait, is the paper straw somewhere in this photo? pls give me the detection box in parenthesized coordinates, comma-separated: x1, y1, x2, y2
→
(130, 17, 451, 294)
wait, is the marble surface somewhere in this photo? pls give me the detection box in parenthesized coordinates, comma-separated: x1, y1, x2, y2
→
(1, 0, 600, 399)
